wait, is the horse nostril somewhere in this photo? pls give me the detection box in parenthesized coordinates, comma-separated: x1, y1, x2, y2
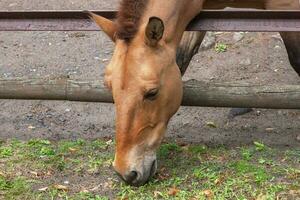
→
(124, 171, 138, 184)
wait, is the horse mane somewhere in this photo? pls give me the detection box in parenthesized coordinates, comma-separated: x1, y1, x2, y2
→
(116, 0, 149, 42)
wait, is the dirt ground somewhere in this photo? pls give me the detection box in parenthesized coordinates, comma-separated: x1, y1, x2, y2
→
(0, 0, 299, 147)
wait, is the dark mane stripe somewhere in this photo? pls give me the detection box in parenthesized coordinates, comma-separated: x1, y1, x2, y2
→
(116, 0, 149, 42)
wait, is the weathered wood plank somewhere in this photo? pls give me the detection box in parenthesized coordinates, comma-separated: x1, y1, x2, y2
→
(0, 78, 299, 109)
(1, 10, 300, 32)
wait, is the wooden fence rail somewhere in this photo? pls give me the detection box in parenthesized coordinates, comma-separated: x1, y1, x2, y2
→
(1, 10, 300, 32)
(0, 78, 299, 109)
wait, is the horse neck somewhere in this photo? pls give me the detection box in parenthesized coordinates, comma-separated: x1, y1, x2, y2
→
(140, 0, 205, 47)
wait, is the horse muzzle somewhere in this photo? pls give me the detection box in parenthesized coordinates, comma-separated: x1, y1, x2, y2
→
(114, 157, 157, 186)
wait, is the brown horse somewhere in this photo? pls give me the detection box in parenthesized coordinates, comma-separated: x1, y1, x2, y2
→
(89, 0, 300, 186)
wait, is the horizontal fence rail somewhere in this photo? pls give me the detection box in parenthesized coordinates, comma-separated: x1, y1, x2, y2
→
(0, 78, 299, 109)
(0, 10, 300, 32)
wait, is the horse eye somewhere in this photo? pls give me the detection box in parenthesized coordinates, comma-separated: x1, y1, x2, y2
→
(144, 88, 159, 101)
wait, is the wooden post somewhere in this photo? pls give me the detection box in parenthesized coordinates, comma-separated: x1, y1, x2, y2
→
(0, 78, 113, 103)
(0, 78, 299, 109)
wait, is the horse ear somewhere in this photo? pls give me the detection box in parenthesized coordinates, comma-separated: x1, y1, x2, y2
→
(145, 17, 164, 47)
(86, 11, 117, 42)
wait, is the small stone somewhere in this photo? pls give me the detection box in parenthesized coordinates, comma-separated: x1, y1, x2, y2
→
(106, 140, 113, 145)
(58, 117, 66, 122)
(239, 58, 252, 66)
(3, 73, 12, 78)
(274, 45, 281, 49)
(65, 108, 71, 112)
(265, 128, 275, 132)
(297, 135, 300, 142)
(102, 58, 109, 62)
(28, 125, 36, 130)
(233, 32, 245, 42)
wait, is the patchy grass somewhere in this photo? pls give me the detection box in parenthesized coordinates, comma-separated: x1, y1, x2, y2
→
(0, 139, 299, 199)
(215, 42, 228, 53)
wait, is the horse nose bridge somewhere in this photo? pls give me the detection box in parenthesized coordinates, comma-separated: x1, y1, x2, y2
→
(115, 102, 134, 128)
(115, 100, 146, 135)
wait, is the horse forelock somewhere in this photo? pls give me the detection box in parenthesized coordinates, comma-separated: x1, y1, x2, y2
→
(116, 0, 149, 42)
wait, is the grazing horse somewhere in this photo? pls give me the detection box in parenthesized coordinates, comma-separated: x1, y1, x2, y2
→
(89, 0, 300, 186)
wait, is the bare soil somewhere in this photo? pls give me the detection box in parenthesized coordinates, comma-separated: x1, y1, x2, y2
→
(0, 0, 299, 147)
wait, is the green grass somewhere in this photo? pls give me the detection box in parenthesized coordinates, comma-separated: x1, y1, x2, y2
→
(215, 42, 228, 53)
(0, 146, 13, 158)
(0, 139, 299, 199)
